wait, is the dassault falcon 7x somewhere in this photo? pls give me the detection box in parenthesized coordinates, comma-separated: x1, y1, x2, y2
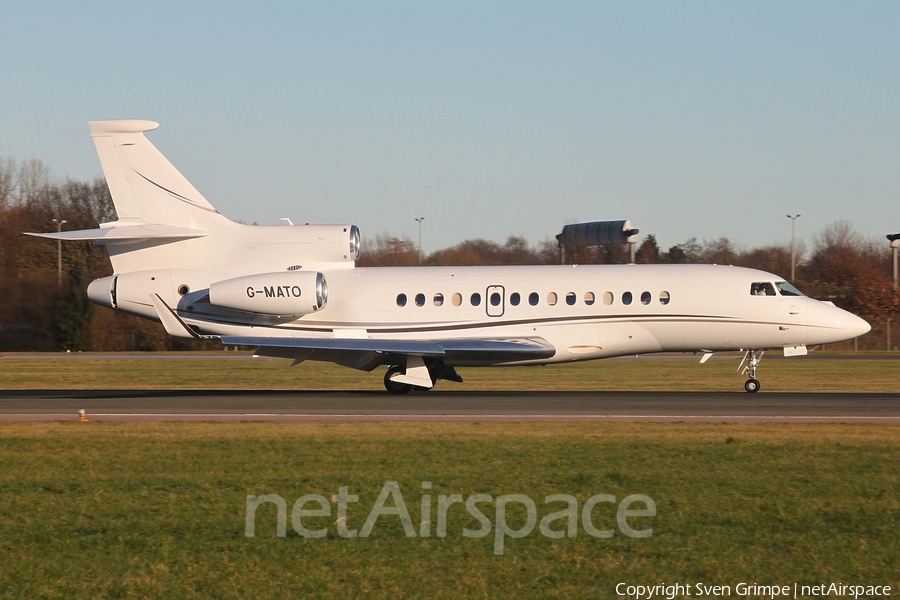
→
(29, 120, 871, 393)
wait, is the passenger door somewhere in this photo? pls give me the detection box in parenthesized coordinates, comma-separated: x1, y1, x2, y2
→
(486, 285, 505, 317)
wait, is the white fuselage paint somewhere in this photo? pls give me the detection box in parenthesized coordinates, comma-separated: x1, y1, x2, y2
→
(155, 263, 868, 366)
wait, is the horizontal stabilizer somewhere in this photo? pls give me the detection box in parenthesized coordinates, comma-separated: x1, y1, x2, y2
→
(25, 223, 209, 245)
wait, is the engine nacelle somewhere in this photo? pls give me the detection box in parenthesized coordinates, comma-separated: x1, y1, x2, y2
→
(209, 271, 327, 316)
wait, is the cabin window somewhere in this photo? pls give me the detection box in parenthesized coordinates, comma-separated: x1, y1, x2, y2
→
(490, 292, 502, 306)
(641, 291, 652, 305)
(529, 292, 539, 306)
(451, 293, 463, 306)
(622, 292, 633, 305)
(547, 292, 558, 306)
(776, 281, 804, 297)
(659, 291, 671, 305)
(396, 293, 407, 307)
(470, 292, 482, 306)
(750, 282, 777, 296)
(434, 293, 444, 306)
(510, 292, 521, 306)
(584, 291, 595, 306)
(602, 291, 614, 305)
(415, 293, 426, 307)
(566, 292, 576, 306)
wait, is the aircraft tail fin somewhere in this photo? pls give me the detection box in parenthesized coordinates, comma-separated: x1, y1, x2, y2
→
(88, 119, 224, 228)
(28, 120, 359, 277)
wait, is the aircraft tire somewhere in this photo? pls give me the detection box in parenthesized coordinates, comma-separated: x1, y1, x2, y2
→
(384, 366, 413, 395)
(744, 378, 761, 393)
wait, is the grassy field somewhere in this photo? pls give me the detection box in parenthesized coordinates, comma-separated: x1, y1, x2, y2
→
(0, 422, 897, 598)
(0, 355, 897, 597)
(0, 352, 897, 392)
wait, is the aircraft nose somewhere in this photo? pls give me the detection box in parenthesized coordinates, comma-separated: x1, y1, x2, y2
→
(808, 300, 870, 343)
(848, 312, 872, 338)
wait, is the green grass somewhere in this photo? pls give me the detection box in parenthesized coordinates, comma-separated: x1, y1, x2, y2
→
(0, 422, 897, 598)
(0, 352, 897, 391)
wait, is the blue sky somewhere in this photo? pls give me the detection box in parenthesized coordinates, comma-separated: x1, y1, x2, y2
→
(2, 2, 898, 255)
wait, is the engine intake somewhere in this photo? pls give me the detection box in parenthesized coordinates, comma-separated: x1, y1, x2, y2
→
(209, 271, 327, 316)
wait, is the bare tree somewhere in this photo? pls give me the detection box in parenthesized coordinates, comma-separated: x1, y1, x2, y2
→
(737, 244, 797, 278)
(16, 158, 52, 206)
(701, 237, 738, 265)
(0, 157, 15, 209)
(665, 237, 703, 263)
(804, 221, 886, 314)
(356, 233, 418, 266)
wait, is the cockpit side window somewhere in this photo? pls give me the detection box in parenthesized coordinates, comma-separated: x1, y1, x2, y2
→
(750, 282, 777, 296)
(776, 281, 804, 297)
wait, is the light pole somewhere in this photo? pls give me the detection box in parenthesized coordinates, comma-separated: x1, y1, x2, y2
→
(415, 216, 425, 265)
(888, 233, 900, 289)
(51, 218, 67, 286)
(786, 214, 801, 281)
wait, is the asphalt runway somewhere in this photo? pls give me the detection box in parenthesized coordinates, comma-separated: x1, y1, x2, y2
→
(0, 389, 898, 422)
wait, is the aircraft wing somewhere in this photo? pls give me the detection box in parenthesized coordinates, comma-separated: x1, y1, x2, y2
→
(219, 335, 556, 370)
(148, 292, 555, 377)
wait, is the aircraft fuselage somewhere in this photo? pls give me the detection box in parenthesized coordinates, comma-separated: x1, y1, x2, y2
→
(93, 263, 868, 367)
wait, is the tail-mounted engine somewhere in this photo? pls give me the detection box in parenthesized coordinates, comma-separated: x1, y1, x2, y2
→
(209, 271, 327, 316)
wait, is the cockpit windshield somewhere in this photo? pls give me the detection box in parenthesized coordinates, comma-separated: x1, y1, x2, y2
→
(776, 281, 804, 297)
(750, 282, 777, 296)
(750, 281, 805, 297)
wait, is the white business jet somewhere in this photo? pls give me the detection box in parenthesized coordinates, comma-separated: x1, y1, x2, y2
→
(28, 120, 870, 393)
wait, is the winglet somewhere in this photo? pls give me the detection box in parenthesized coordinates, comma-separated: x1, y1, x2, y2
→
(149, 293, 201, 339)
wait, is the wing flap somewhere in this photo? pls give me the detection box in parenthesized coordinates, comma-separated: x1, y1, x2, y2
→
(220, 335, 556, 365)
(220, 336, 447, 356)
(436, 337, 556, 358)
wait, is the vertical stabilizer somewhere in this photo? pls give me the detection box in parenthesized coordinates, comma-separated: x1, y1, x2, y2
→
(88, 120, 222, 228)
(33, 119, 359, 278)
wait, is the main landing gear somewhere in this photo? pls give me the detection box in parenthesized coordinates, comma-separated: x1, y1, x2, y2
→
(384, 366, 414, 395)
(739, 350, 765, 393)
(383, 362, 463, 394)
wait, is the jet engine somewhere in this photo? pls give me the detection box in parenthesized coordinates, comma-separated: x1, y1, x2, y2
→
(209, 271, 327, 316)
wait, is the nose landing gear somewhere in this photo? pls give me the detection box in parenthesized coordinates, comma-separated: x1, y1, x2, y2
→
(739, 350, 765, 393)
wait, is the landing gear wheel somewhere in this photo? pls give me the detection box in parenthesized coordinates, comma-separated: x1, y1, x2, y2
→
(384, 366, 413, 395)
(739, 350, 765, 394)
